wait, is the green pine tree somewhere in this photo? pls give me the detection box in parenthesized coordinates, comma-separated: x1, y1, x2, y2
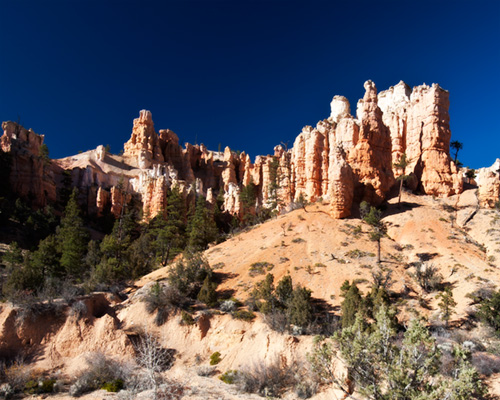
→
(58, 189, 89, 279)
(363, 206, 385, 264)
(341, 281, 363, 329)
(438, 287, 457, 329)
(197, 275, 218, 307)
(31, 234, 62, 280)
(287, 285, 313, 328)
(152, 186, 187, 266)
(187, 195, 218, 251)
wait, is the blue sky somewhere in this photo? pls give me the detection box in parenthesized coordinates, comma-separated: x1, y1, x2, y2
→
(1, 0, 499, 169)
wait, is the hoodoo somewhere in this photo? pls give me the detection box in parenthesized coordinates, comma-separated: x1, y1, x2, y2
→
(0, 81, 488, 220)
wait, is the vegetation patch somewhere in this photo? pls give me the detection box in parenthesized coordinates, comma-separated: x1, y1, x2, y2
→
(249, 261, 274, 277)
(210, 351, 222, 365)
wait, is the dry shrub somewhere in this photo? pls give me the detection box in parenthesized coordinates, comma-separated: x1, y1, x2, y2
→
(236, 357, 302, 398)
(3, 358, 33, 391)
(472, 352, 500, 376)
(69, 352, 130, 397)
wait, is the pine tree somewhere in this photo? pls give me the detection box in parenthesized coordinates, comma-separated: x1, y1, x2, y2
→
(438, 287, 457, 329)
(267, 157, 280, 213)
(364, 206, 385, 264)
(478, 289, 500, 333)
(450, 140, 463, 164)
(287, 285, 313, 328)
(341, 281, 363, 329)
(97, 210, 136, 283)
(334, 306, 487, 400)
(58, 189, 89, 279)
(275, 274, 293, 306)
(31, 234, 62, 280)
(240, 180, 257, 225)
(197, 275, 218, 307)
(187, 195, 218, 251)
(152, 187, 187, 266)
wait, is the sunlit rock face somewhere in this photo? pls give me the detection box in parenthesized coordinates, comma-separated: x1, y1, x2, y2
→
(378, 81, 462, 197)
(349, 80, 395, 205)
(476, 159, 500, 208)
(2, 80, 476, 221)
(123, 109, 164, 169)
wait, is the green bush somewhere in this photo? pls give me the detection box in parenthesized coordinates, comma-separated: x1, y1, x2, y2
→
(180, 310, 195, 325)
(233, 310, 256, 321)
(478, 289, 500, 334)
(249, 261, 274, 277)
(101, 378, 124, 392)
(219, 370, 239, 384)
(210, 351, 222, 365)
(167, 252, 213, 297)
(197, 276, 218, 307)
(143, 282, 183, 326)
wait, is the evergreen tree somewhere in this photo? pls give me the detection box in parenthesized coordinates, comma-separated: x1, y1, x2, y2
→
(240, 180, 257, 225)
(58, 189, 89, 279)
(275, 274, 293, 306)
(267, 157, 280, 212)
(128, 230, 156, 279)
(364, 206, 385, 264)
(335, 306, 486, 400)
(97, 210, 136, 283)
(341, 281, 363, 329)
(187, 195, 218, 251)
(3, 251, 41, 297)
(2, 241, 23, 269)
(152, 187, 187, 266)
(197, 275, 218, 307)
(287, 285, 313, 328)
(450, 140, 463, 164)
(167, 252, 212, 298)
(31, 234, 62, 280)
(438, 287, 457, 329)
(478, 289, 500, 334)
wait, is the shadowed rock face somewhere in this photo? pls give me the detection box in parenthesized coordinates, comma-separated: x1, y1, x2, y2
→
(1, 121, 57, 208)
(1, 81, 481, 221)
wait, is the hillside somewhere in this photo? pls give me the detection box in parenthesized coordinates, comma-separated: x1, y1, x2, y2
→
(1, 188, 499, 399)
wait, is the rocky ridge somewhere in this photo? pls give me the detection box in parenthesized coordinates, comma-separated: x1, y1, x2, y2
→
(1, 81, 496, 221)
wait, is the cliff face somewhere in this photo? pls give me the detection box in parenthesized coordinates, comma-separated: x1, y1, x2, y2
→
(1, 121, 57, 208)
(378, 81, 463, 196)
(1, 81, 481, 221)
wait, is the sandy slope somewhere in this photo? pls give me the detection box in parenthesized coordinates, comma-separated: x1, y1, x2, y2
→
(3, 190, 500, 399)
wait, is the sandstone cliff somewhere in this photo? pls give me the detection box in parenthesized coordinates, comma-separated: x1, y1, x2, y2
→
(1, 81, 488, 222)
(1, 121, 57, 208)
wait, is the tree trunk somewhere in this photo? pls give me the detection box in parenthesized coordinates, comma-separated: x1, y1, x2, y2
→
(398, 178, 403, 204)
(377, 239, 381, 264)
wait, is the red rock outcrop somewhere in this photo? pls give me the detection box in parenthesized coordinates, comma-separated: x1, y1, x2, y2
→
(123, 109, 164, 168)
(328, 145, 354, 218)
(349, 80, 395, 204)
(110, 185, 131, 218)
(378, 81, 463, 196)
(1, 121, 57, 207)
(2, 80, 476, 221)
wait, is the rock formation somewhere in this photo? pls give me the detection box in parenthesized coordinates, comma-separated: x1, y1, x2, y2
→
(2, 81, 489, 222)
(378, 81, 463, 197)
(123, 110, 164, 168)
(1, 121, 57, 208)
(476, 159, 500, 208)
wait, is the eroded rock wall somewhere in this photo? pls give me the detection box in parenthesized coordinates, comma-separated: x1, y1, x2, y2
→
(2, 81, 478, 222)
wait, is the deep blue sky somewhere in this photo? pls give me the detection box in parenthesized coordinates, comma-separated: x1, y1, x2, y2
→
(1, 0, 499, 169)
